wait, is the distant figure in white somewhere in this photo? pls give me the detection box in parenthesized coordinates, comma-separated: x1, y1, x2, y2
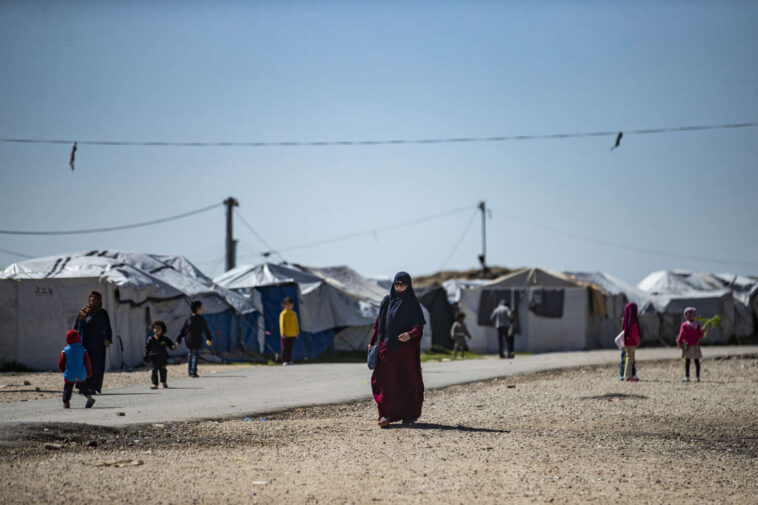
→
(490, 300, 514, 359)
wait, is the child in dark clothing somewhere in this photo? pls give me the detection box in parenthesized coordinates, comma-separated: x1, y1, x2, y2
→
(58, 329, 95, 409)
(145, 320, 176, 389)
(176, 300, 213, 377)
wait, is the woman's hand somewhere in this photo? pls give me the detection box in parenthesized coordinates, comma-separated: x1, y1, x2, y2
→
(398, 332, 411, 342)
(367, 344, 374, 351)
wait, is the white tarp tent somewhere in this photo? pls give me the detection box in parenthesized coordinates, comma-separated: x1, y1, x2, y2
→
(215, 263, 432, 352)
(0, 250, 257, 370)
(459, 267, 613, 353)
(636, 270, 756, 343)
(301, 265, 433, 351)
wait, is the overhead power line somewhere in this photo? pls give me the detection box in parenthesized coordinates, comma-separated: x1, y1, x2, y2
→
(0, 247, 34, 259)
(0, 122, 755, 149)
(493, 209, 758, 268)
(438, 209, 480, 272)
(234, 211, 287, 263)
(276, 205, 477, 253)
(0, 202, 222, 236)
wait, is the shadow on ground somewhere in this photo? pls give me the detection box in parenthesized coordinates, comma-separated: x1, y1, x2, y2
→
(387, 422, 510, 433)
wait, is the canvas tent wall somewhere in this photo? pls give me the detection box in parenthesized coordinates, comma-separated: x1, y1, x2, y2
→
(301, 265, 434, 351)
(215, 263, 433, 357)
(0, 250, 258, 371)
(459, 268, 613, 353)
(564, 271, 647, 349)
(636, 270, 755, 344)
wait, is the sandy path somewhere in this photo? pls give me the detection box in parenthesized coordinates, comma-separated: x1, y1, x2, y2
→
(0, 356, 755, 504)
(0, 363, 257, 404)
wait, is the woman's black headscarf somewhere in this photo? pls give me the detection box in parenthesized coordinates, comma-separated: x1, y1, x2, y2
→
(383, 272, 426, 350)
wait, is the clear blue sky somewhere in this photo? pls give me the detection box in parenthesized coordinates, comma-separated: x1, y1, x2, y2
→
(1, 1, 756, 284)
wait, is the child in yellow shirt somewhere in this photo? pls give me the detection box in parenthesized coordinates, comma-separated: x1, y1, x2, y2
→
(279, 297, 299, 366)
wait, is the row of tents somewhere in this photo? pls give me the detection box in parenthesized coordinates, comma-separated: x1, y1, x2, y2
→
(1, 250, 756, 371)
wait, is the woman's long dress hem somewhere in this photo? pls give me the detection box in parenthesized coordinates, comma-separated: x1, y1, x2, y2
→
(370, 324, 424, 422)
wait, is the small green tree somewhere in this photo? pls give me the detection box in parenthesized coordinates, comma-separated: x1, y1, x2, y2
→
(696, 315, 723, 339)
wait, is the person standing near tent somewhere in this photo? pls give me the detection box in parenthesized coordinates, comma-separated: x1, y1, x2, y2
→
(622, 302, 640, 382)
(74, 291, 112, 394)
(490, 300, 514, 358)
(368, 272, 426, 428)
(677, 307, 704, 382)
(450, 312, 472, 359)
(279, 297, 299, 366)
(176, 301, 213, 378)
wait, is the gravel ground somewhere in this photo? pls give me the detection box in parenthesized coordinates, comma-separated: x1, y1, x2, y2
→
(0, 363, 257, 404)
(0, 356, 755, 504)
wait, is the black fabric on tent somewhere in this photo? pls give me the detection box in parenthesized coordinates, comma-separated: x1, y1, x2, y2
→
(528, 288, 565, 318)
(416, 286, 456, 349)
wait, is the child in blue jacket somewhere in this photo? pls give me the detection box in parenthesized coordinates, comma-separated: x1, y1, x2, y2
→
(58, 329, 95, 409)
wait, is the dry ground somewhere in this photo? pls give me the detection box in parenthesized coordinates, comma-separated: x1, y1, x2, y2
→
(0, 363, 257, 404)
(0, 357, 756, 505)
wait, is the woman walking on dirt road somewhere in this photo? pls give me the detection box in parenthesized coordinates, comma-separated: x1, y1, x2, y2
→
(368, 272, 426, 427)
(74, 290, 112, 394)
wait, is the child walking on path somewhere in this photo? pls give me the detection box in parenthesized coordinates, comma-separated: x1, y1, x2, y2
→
(145, 320, 176, 389)
(176, 301, 213, 378)
(279, 297, 299, 366)
(58, 329, 95, 409)
(450, 313, 472, 359)
(677, 307, 705, 382)
(622, 302, 640, 382)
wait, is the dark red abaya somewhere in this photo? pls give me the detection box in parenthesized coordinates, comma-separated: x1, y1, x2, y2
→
(370, 323, 424, 422)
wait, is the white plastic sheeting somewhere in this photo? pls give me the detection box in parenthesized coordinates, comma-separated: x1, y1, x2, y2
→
(442, 279, 489, 303)
(0, 250, 257, 370)
(215, 263, 433, 352)
(636, 270, 756, 342)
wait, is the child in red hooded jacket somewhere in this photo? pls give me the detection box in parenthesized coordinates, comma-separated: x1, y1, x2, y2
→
(677, 307, 705, 382)
(58, 329, 96, 409)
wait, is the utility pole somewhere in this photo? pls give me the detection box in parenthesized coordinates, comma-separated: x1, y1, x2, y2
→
(478, 200, 488, 277)
(224, 197, 239, 272)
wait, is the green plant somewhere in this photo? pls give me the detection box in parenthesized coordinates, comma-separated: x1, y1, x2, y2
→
(696, 315, 723, 339)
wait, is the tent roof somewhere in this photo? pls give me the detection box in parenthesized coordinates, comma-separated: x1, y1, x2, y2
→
(484, 267, 587, 289)
(1, 250, 255, 314)
(299, 264, 387, 305)
(214, 263, 324, 294)
(638, 270, 726, 295)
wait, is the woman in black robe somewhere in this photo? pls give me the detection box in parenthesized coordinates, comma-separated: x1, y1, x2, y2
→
(74, 291, 112, 393)
(369, 272, 426, 427)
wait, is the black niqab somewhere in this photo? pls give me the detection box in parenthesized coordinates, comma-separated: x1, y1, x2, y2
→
(383, 272, 426, 350)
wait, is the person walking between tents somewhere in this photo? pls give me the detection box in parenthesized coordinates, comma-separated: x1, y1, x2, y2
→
(279, 297, 299, 366)
(74, 291, 112, 394)
(622, 302, 640, 382)
(491, 300, 514, 358)
(369, 272, 426, 427)
(176, 301, 213, 378)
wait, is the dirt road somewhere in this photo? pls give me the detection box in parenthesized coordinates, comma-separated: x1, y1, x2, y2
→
(1, 356, 755, 504)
